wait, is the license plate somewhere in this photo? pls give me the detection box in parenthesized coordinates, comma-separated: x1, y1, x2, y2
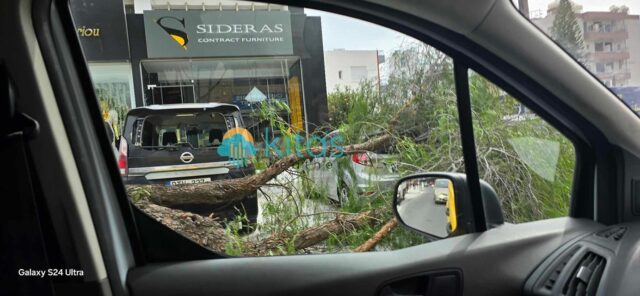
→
(166, 177, 211, 186)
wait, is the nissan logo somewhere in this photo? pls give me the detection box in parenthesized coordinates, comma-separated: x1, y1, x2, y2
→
(180, 152, 194, 164)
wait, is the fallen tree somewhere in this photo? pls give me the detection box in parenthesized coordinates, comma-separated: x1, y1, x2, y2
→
(354, 218, 398, 252)
(126, 134, 392, 207)
(135, 199, 227, 253)
(120, 45, 465, 256)
(243, 210, 381, 256)
(135, 198, 382, 256)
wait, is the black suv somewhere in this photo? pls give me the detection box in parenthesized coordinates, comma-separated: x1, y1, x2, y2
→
(117, 103, 258, 224)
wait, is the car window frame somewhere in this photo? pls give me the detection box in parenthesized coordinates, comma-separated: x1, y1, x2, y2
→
(35, 0, 608, 276)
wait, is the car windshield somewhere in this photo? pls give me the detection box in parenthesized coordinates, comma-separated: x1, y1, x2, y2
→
(513, 0, 640, 113)
(138, 111, 232, 149)
(435, 179, 450, 188)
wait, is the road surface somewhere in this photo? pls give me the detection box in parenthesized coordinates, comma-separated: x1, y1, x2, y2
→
(397, 186, 448, 237)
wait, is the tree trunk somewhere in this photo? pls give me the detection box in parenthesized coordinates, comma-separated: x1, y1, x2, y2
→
(135, 199, 227, 253)
(353, 218, 397, 252)
(243, 210, 380, 256)
(126, 134, 391, 207)
(134, 199, 382, 256)
(292, 210, 378, 250)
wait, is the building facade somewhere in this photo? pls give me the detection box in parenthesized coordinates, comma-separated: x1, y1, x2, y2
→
(70, 0, 328, 135)
(323, 49, 382, 93)
(532, 2, 640, 87)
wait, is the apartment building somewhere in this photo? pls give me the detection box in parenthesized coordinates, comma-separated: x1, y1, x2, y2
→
(532, 2, 640, 87)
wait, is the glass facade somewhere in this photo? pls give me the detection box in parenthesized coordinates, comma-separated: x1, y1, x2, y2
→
(88, 62, 136, 108)
(140, 57, 305, 135)
(140, 57, 300, 109)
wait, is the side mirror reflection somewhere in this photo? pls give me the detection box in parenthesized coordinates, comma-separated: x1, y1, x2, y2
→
(394, 176, 456, 238)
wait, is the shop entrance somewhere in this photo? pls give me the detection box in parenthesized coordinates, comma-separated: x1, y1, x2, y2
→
(140, 57, 306, 137)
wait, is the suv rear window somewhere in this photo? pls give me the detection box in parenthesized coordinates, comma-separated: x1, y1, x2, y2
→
(136, 111, 235, 149)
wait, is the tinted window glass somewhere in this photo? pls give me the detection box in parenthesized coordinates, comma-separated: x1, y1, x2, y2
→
(469, 71, 576, 223)
(138, 112, 229, 148)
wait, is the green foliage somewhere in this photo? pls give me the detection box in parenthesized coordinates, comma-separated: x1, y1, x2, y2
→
(551, 0, 585, 62)
(224, 213, 251, 256)
(129, 187, 150, 203)
(325, 42, 576, 224)
(468, 73, 575, 222)
(241, 40, 576, 257)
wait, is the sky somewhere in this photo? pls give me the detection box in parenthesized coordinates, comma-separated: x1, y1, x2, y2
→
(306, 1, 640, 53)
(305, 9, 411, 54)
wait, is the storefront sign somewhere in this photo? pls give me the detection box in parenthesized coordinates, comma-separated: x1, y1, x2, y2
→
(144, 11, 293, 58)
(70, 0, 130, 61)
(77, 26, 101, 37)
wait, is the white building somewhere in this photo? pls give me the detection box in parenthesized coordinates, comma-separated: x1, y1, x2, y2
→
(532, 1, 640, 87)
(323, 49, 382, 93)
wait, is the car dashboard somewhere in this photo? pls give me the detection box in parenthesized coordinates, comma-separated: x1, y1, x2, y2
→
(524, 222, 640, 296)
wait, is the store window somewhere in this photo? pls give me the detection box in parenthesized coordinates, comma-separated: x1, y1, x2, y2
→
(88, 63, 134, 107)
(141, 58, 300, 108)
(140, 57, 304, 139)
(88, 62, 135, 139)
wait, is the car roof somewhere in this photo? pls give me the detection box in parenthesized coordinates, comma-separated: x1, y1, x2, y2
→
(127, 103, 240, 116)
(132, 103, 239, 111)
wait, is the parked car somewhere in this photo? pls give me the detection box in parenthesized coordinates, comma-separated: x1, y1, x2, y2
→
(433, 178, 450, 204)
(118, 103, 258, 225)
(306, 130, 399, 203)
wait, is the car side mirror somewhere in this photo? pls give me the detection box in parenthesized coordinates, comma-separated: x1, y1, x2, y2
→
(393, 172, 504, 238)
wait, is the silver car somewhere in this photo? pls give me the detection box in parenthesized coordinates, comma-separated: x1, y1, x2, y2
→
(433, 178, 450, 204)
(305, 130, 399, 204)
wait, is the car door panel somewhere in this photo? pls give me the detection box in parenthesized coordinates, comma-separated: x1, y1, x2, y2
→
(128, 218, 602, 296)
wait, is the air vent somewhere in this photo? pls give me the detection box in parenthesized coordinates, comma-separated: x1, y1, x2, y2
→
(541, 248, 579, 291)
(596, 227, 627, 241)
(562, 252, 606, 296)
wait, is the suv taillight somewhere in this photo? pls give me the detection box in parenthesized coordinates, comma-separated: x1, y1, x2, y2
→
(351, 152, 371, 166)
(118, 139, 128, 176)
